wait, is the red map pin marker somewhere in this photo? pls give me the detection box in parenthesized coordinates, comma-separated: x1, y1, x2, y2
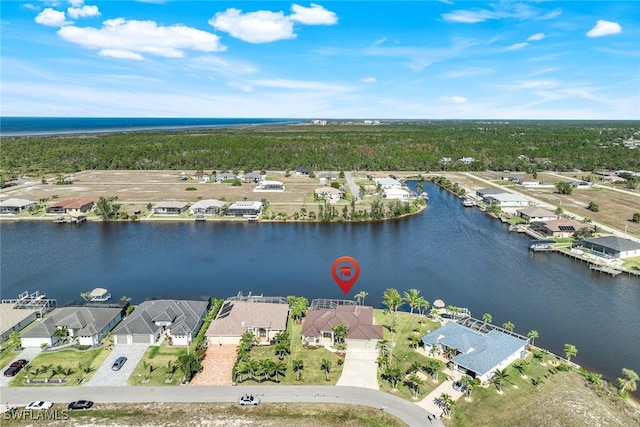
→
(331, 256, 360, 295)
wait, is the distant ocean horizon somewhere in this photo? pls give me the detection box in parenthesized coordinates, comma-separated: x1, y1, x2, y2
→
(0, 117, 302, 137)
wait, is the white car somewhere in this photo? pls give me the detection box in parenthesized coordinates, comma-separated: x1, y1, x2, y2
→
(25, 401, 53, 410)
(238, 394, 260, 406)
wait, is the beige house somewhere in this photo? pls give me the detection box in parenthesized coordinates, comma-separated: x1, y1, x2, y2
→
(301, 305, 383, 350)
(315, 186, 342, 200)
(531, 218, 587, 238)
(205, 300, 289, 345)
(46, 198, 95, 215)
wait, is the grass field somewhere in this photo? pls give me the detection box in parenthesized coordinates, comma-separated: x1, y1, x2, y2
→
(128, 345, 185, 386)
(10, 347, 108, 386)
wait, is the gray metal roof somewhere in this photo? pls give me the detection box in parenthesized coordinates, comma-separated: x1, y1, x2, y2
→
(113, 299, 208, 337)
(21, 307, 122, 339)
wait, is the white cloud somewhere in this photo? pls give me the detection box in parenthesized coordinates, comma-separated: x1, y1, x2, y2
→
(441, 95, 468, 104)
(442, 67, 494, 79)
(442, 4, 561, 24)
(209, 8, 294, 44)
(290, 3, 337, 25)
(190, 56, 259, 76)
(67, 5, 100, 19)
(507, 42, 528, 51)
(527, 33, 545, 42)
(442, 9, 493, 24)
(250, 78, 349, 92)
(69, 0, 85, 7)
(361, 77, 376, 83)
(587, 20, 622, 38)
(57, 18, 226, 59)
(35, 8, 71, 27)
(521, 79, 558, 89)
(209, 4, 337, 44)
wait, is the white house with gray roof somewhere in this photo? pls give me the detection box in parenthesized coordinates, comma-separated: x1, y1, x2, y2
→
(189, 199, 225, 216)
(20, 306, 123, 348)
(422, 321, 528, 382)
(578, 236, 640, 259)
(0, 198, 37, 214)
(113, 299, 209, 346)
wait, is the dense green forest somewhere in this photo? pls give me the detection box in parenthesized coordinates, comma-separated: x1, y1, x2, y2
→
(2, 121, 639, 175)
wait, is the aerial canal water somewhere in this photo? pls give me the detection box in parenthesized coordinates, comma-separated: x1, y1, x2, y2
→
(2, 182, 638, 393)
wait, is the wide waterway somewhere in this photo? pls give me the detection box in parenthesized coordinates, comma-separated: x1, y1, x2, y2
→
(1, 182, 639, 394)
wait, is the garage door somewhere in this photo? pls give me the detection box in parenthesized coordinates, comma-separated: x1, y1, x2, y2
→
(132, 334, 152, 344)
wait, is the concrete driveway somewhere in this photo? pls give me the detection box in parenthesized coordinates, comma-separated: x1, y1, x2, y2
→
(85, 344, 150, 386)
(336, 348, 379, 390)
(0, 347, 42, 387)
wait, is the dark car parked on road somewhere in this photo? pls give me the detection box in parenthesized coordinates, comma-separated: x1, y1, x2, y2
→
(68, 400, 93, 410)
(3, 359, 29, 377)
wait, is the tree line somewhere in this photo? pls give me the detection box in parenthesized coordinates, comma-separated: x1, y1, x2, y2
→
(2, 121, 639, 176)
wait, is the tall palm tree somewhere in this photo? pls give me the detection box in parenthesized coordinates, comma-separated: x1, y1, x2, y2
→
(502, 321, 515, 332)
(292, 359, 304, 381)
(382, 366, 403, 390)
(482, 313, 493, 324)
(273, 361, 287, 383)
(563, 344, 578, 362)
(416, 297, 430, 316)
(355, 291, 368, 306)
(403, 289, 421, 314)
(460, 375, 476, 400)
(617, 368, 638, 396)
(429, 308, 440, 321)
(407, 334, 421, 349)
(527, 330, 539, 346)
(439, 393, 455, 417)
(332, 324, 348, 344)
(320, 359, 332, 381)
(383, 288, 403, 313)
(492, 368, 510, 392)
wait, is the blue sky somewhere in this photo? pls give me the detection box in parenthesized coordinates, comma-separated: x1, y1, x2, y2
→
(1, 1, 638, 119)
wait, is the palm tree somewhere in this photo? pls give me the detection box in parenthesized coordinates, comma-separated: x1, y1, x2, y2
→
(416, 297, 430, 316)
(429, 308, 440, 321)
(320, 359, 332, 381)
(382, 288, 403, 313)
(563, 344, 577, 362)
(617, 368, 638, 397)
(460, 375, 476, 400)
(50, 364, 65, 381)
(273, 361, 287, 383)
(482, 313, 493, 324)
(355, 291, 368, 306)
(332, 324, 348, 344)
(403, 289, 421, 314)
(166, 360, 178, 382)
(407, 334, 421, 349)
(382, 366, 403, 391)
(533, 351, 545, 365)
(292, 359, 304, 381)
(274, 341, 290, 360)
(492, 368, 510, 392)
(439, 393, 455, 417)
(8, 331, 22, 351)
(527, 330, 539, 346)
(502, 321, 515, 332)
(406, 373, 424, 399)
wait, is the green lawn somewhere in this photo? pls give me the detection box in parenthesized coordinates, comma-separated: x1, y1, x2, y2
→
(373, 310, 444, 401)
(235, 315, 345, 385)
(622, 256, 640, 271)
(0, 346, 21, 370)
(128, 345, 185, 386)
(10, 347, 108, 386)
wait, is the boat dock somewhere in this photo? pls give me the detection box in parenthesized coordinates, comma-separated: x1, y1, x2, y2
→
(590, 265, 622, 276)
(54, 215, 86, 224)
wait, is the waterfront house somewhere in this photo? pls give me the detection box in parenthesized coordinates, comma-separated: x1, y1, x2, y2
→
(421, 321, 528, 382)
(0, 303, 39, 343)
(384, 187, 410, 200)
(216, 172, 237, 182)
(577, 236, 640, 259)
(256, 180, 285, 191)
(113, 298, 209, 346)
(295, 167, 313, 176)
(0, 198, 37, 214)
(314, 186, 342, 201)
(153, 201, 188, 215)
(475, 187, 508, 200)
(374, 177, 403, 189)
(517, 207, 557, 222)
(530, 218, 586, 238)
(20, 306, 123, 348)
(205, 299, 289, 345)
(301, 305, 383, 350)
(189, 199, 225, 216)
(484, 193, 530, 208)
(226, 201, 263, 217)
(46, 198, 95, 214)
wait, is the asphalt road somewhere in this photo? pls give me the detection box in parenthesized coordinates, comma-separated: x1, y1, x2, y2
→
(0, 385, 442, 426)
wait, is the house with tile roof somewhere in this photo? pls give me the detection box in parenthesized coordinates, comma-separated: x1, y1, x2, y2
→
(205, 299, 289, 345)
(20, 306, 124, 348)
(301, 305, 383, 350)
(422, 321, 528, 382)
(46, 198, 95, 215)
(516, 207, 557, 222)
(113, 299, 209, 346)
(531, 218, 587, 238)
(578, 236, 640, 259)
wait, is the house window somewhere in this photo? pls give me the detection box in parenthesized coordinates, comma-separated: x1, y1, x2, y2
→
(323, 332, 332, 339)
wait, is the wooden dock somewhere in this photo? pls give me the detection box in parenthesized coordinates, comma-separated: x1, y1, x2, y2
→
(590, 265, 622, 276)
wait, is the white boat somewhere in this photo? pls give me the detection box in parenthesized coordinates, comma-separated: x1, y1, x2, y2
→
(420, 192, 429, 200)
(88, 288, 111, 302)
(462, 197, 475, 207)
